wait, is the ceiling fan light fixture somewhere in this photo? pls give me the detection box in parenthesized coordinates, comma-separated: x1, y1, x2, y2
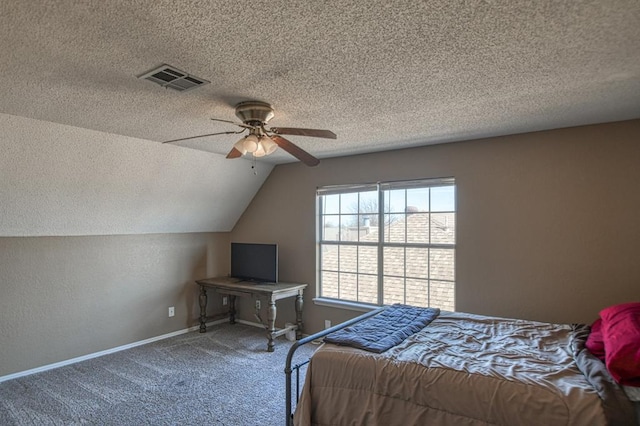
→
(260, 135, 278, 155)
(233, 139, 248, 155)
(253, 143, 267, 157)
(240, 134, 259, 153)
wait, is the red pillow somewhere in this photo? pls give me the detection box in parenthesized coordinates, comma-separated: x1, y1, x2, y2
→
(586, 318, 606, 361)
(600, 302, 640, 386)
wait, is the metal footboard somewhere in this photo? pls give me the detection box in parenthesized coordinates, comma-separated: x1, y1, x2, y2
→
(284, 306, 387, 426)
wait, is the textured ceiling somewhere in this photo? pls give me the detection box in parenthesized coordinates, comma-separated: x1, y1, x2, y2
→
(1, 1, 639, 164)
(1, 1, 639, 236)
(0, 113, 272, 236)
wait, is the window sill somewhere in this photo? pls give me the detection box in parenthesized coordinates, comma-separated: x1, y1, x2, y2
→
(312, 297, 380, 313)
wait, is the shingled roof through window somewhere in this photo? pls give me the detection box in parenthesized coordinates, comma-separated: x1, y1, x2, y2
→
(321, 212, 455, 310)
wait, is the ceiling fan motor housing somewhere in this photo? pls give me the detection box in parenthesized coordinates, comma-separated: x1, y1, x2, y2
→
(235, 101, 274, 125)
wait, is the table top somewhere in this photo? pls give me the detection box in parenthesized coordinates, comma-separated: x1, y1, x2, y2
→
(196, 276, 307, 295)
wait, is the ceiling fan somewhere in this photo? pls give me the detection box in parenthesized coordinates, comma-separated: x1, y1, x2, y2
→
(162, 101, 337, 167)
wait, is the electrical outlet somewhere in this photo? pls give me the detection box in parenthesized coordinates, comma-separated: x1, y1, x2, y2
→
(222, 296, 228, 306)
(168, 306, 175, 317)
(324, 320, 331, 329)
(255, 299, 261, 310)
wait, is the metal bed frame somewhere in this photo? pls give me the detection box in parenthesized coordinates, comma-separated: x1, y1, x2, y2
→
(284, 306, 387, 426)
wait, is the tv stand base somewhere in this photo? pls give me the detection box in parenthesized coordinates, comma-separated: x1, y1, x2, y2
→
(196, 277, 307, 352)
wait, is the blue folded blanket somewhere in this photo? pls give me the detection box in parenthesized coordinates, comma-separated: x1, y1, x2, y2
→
(323, 304, 440, 353)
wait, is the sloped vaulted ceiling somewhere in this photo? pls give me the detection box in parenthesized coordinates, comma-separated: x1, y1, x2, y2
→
(0, 1, 639, 236)
(0, 114, 271, 236)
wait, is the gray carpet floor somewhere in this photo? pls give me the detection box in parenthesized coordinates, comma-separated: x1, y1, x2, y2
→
(0, 324, 318, 425)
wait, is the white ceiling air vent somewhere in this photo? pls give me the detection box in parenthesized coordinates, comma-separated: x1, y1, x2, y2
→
(138, 64, 210, 92)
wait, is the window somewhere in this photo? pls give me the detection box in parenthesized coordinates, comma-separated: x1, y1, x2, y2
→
(317, 178, 455, 310)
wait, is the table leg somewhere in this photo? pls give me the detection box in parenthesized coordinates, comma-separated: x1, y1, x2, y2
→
(267, 298, 277, 352)
(199, 286, 207, 333)
(229, 295, 236, 324)
(295, 291, 304, 340)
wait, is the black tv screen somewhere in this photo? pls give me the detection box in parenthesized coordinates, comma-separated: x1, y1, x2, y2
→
(230, 242, 278, 283)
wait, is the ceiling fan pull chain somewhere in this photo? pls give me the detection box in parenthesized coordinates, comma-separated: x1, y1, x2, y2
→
(251, 157, 257, 175)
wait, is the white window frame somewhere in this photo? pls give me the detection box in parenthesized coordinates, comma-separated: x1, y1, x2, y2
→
(315, 178, 456, 312)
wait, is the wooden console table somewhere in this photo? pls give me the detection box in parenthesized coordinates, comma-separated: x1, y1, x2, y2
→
(195, 277, 307, 352)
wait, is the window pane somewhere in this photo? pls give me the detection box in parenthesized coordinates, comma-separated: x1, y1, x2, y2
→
(406, 213, 429, 244)
(340, 192, 358, 214)
(340, 215, 359, 242)
(406, 187, 429, 212)
(430, 213, 455, 244)
(383, 247, 404, 277)
(339, 272, 357, 301)
(318, 180, 455, 310)
(431, 185, 455, 212)
(321, 245, 339, 271)
(358, 246, 377, 275)
(385, 189, 405, 213)
(322, 271, 339, 298)
(430, 280, 455, 311)
(358, 274, 378, 304)
(384, 213, 406, 243)
(429, 248, 455, 281)
(339, 245, 357, 273)
(406, 278, 429, 307)
(405, 247, 428, 279)
(359, 214, 378, 242)
(383, 214, 391, 242)
(383, 276, 405, 304)
(322, 215, 339, 241)
(323, 194, 340, 214)
(359, 190, 378, 214)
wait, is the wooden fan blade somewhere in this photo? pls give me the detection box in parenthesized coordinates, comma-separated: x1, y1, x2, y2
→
(271, 127, 337, 139)
(226, 147, 243, 159)
(162, 130, 243, 144)
(272, 135, 320, 167)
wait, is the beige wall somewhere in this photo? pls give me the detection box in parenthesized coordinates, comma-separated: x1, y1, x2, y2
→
(0, 232, 230, 377)
(3, 119, 638, 378)
(231, 119, 640, 333)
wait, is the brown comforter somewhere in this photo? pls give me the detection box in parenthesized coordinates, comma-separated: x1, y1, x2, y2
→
(294, 311, 636, 425)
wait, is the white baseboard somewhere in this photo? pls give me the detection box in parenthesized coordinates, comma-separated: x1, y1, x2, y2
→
(0, 318, 266, 384)
(236, 319, 266, 328)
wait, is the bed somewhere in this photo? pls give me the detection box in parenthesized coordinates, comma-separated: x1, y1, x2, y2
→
(286, 305, 639, 426)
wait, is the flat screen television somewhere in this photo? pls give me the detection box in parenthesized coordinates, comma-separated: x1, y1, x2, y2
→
(230, 242, 278, 283)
